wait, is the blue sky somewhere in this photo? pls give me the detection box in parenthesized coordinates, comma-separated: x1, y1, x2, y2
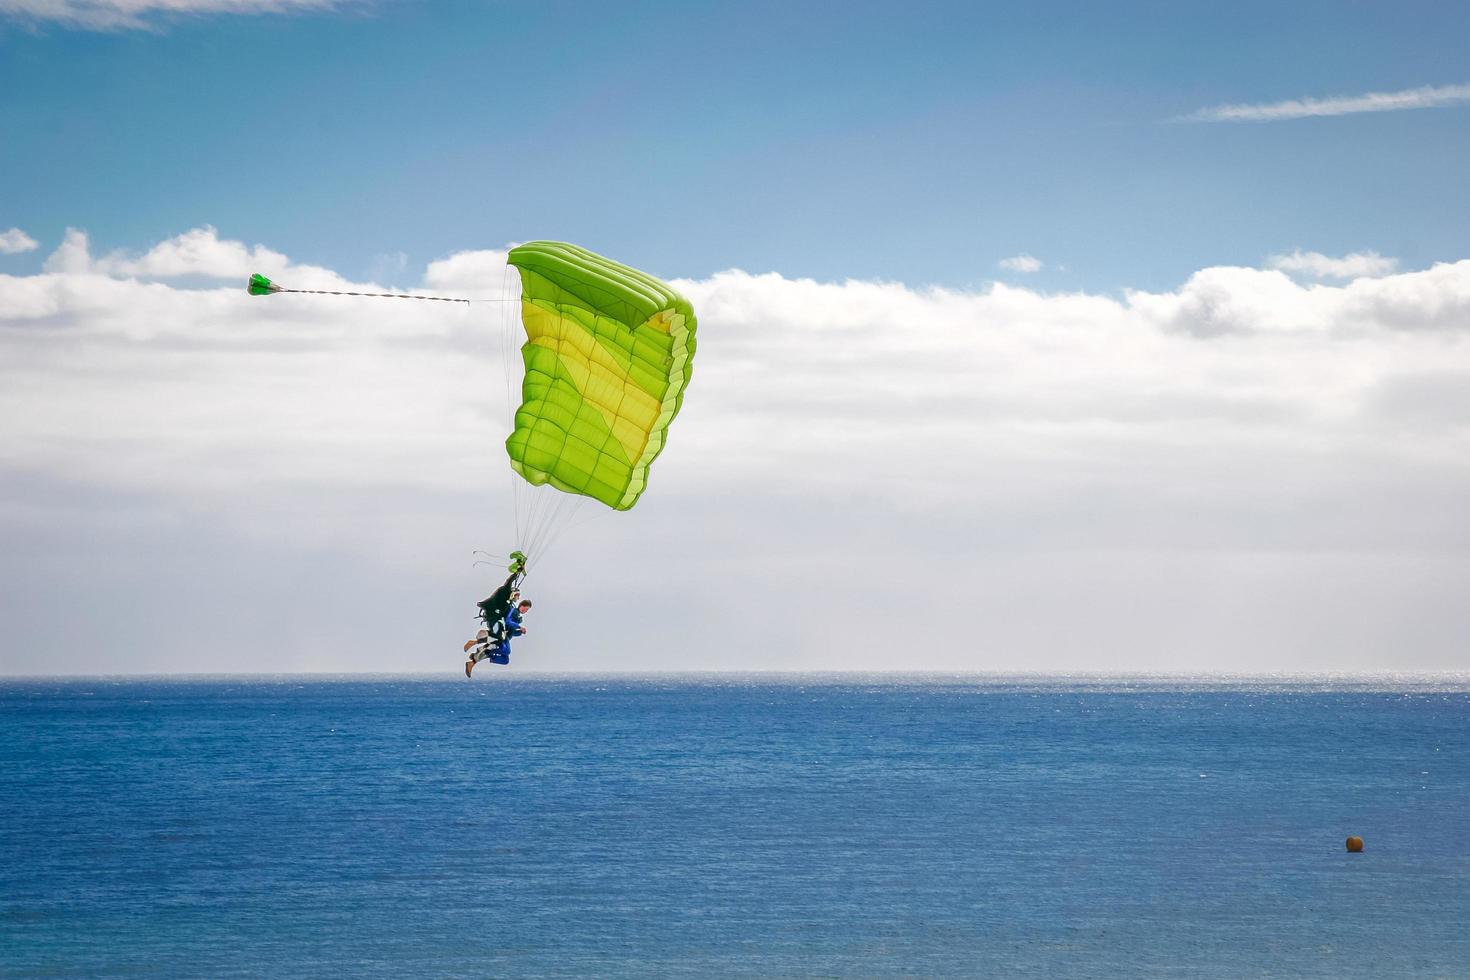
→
(3, 0, 1468, 292)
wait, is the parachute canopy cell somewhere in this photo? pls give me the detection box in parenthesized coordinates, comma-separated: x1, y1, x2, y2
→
(505, 242, 697, 511)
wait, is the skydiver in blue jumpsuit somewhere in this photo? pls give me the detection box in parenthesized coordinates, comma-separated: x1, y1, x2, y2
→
(465, 598, 532, 676)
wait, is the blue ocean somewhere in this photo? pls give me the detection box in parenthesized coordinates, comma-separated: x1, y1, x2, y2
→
(3, 675, 1468, 978)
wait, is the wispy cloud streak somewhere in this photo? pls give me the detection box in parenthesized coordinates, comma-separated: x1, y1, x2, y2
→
(1179, 83, 1470, 123)
(999, 254, 1043, 273)
(1268, 249, 1398, 280)
(0, 0, 343, 31)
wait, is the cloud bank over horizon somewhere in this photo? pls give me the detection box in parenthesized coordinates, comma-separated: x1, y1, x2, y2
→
(3, 227, 1469, 675)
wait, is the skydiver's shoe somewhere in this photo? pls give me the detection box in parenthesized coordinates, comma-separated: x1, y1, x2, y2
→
(465, 659, 474, 678)
(463, 638, 478, 653)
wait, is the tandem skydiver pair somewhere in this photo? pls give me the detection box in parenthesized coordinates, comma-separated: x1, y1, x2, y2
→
(464, 551, 532, 676)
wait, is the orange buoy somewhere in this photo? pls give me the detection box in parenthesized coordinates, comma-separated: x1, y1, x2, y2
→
(1346, 836, 1364, 852)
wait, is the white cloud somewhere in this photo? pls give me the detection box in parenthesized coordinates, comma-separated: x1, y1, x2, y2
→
(4, 227, 1470, 673)
(999, 254, 1043, 273)
(38, 228, 92, 274)
(1125, 260, 1470, 336)
(1268, 249, 1399, 280)
(1179, 83, 1470, 123)
(42, 225, 363, 291)
(0, 0, 344, 30)
(424, 248, 512, 293)
(71, 224, 291, 278)
(0, 227, 39, 254)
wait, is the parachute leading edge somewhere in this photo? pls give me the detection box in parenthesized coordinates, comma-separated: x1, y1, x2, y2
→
(505, 242, 697, 511)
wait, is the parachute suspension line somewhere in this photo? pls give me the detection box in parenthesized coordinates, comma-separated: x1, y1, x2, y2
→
(524, 479, 542, 547)
(523, 505, 551, 575)
(513, 485, 557, 576)
(541, 491, 577, 553)
(535, 520, 588, 574)
(529, 485, 571, 562)
(537, 495, 559, 553)
(524, 492, 559, 562)
(532, 495, 589, 568)
(546, 495, 589, 563)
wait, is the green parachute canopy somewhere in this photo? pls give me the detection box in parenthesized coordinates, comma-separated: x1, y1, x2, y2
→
(505, 242, 697, 511)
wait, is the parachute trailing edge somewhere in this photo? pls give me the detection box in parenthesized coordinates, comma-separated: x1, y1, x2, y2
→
(505, 241, 697, 511)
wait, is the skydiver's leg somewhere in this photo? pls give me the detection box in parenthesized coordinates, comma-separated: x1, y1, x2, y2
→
(470, 639, 506, 665)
